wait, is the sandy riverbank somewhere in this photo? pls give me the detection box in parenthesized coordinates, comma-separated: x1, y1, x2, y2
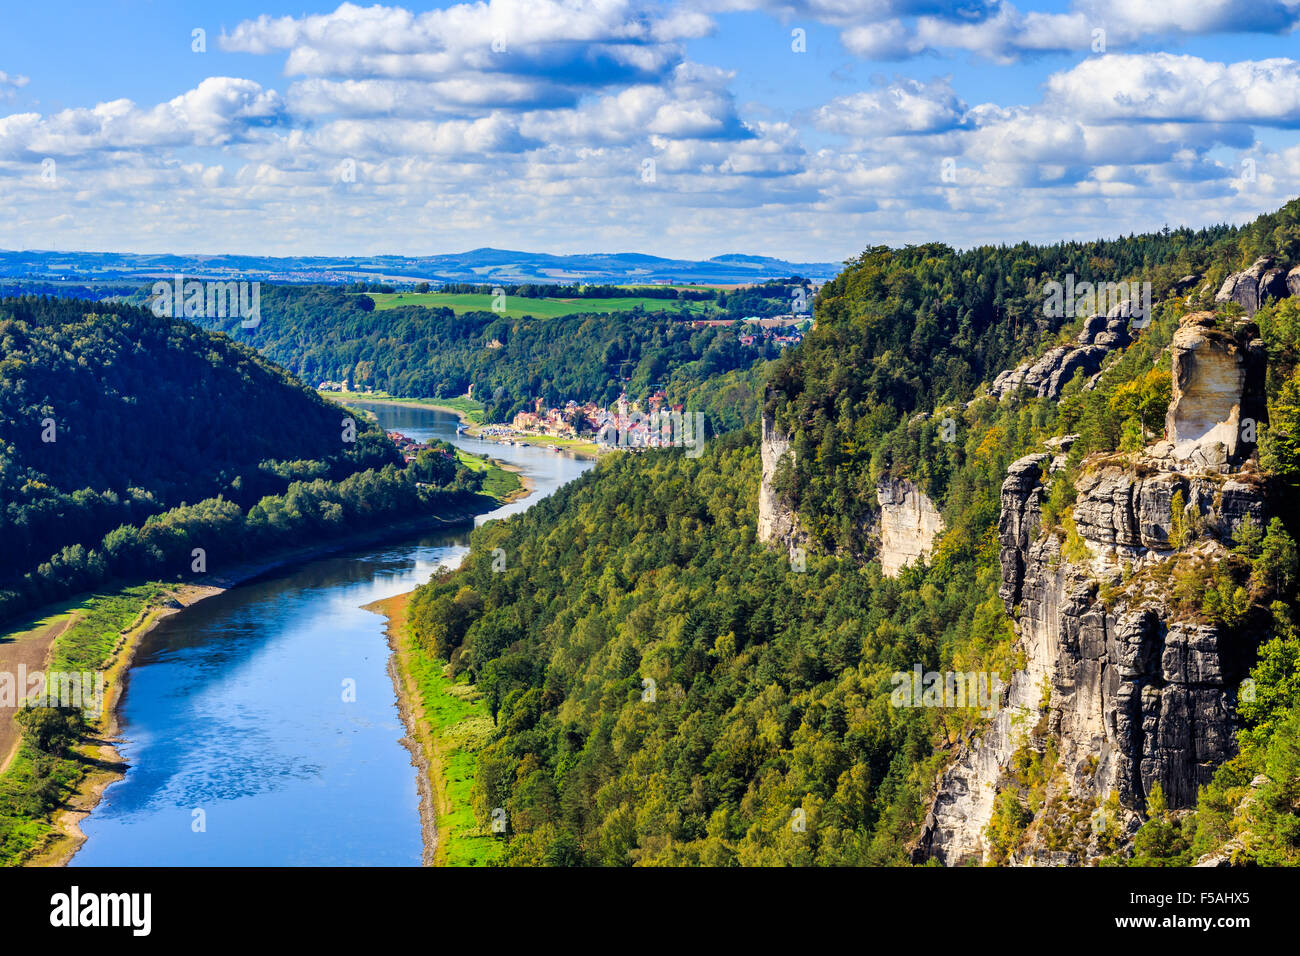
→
(323, 391, 481, 426)
(467, 428, 604, 459)
(28, 581, 221, 867)
(365, 588, 505, 867)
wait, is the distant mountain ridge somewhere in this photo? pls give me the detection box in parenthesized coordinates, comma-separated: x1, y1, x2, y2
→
(0, 247, 842, 285)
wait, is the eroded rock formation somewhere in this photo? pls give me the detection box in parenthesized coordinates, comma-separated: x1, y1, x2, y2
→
(757, 411, 806, 554)
(915, 312, 1270, 866)
(876, 479, 944, 577)
(1215, 257, 1289, 315)
(1155, 312, 1266, 468)
(991, 305, 1134, 401)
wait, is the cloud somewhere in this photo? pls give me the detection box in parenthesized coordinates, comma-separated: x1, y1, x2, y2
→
(1046, 54, 1300, 127)
(734, 0, 1300, 63)
(306, 114, 539, 158)
(7, 4, 1300, 261)
(1079, 0, 1300, 36)
(0, 78, 284, 161)
(222, 0, 711, 111)
(521, 62, 752, 145)
(813, 77, 971, 136)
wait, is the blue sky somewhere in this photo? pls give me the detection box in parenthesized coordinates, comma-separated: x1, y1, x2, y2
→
(3, 1, 1300, 261)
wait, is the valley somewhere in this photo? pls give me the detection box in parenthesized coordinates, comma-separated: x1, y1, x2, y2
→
(3, 202, 1300, 871)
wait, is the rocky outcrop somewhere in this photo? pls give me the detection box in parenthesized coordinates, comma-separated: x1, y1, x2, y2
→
(916, 449, 1266, 865)
(916, 308, 1272, 865)
(1158, 312, 1266, 468)
(1215, 256, 1290, 315)
(757, 411, 805, 553)
(998, 454, 1049, 609)
(876, 479, 944, 576)
(1288, 266, 1300, 298)
(1069, 466, 1264, 566)
(991, 309, 1133, 401)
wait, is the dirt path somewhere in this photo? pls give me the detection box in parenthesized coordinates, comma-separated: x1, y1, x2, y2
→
(0, 614, 76, 776)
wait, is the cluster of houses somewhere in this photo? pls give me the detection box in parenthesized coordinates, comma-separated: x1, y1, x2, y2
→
(510, 397, 587, 437)
(496, 393, 689, 449)
(318, 380, 351, 392)
(386, 430, 455, 465)
(687, 316, 808, 349)
(594, 394, 695, 450)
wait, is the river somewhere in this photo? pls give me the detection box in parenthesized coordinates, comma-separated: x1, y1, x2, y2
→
(69, 403, 593, 866)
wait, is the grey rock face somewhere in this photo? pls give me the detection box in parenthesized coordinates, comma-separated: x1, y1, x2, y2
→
(1214, 256, 1285, 315)
(1261, 268, 1289, 304)
(1078, 314, 1109, 345)
(917, 449, 1266, 866)
(1288, 266, 1300, 298)
(998, 453, 1049, 610)
(993, 313, 1134, 402)
(757, 411, 806, 553)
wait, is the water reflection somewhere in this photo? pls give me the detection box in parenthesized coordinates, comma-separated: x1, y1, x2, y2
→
(71, 403, 593, 866)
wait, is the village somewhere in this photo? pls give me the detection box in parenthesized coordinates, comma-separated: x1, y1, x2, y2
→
(486, 391, 696, 451)
(319, 313, 811, 456)
(335, 388, 692, 459)
(384, 430, 458, 464)
(687, 314, 809, 349)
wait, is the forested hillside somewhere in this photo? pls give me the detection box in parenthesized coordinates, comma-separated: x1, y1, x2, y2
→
(406, 200, 1300, 865)
(0, 296, 400, 617)
(189, 286, 781, 424)
(766, 223, 1253, 552)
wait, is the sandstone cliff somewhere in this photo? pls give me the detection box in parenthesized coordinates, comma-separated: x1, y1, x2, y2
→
(916, 312, 1271, 866)
(757, 411, 806, 554)
(876, 478, 944, 576)
(758, 412, 945, 577)
(1160, 313, 1267, 468)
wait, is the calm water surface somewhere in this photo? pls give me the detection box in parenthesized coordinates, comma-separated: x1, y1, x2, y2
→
(71, 404, 592, 865)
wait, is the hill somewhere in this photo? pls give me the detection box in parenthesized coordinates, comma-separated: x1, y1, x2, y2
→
(0, 295, 397, 615)
(0, 247, 842, 286)
(186, 285, 783, 425)
(401, 201, 1300, 865)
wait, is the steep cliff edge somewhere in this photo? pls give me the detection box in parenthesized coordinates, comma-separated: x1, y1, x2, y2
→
(876, 478, 945, 576)
(759, 413, 944, 576)
(916, 312, 1272, 865)
(757, 411, 806, 554)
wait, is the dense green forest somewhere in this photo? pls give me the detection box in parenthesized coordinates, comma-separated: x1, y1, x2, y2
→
(187, 285, 783, 424)
(0, 295, 428, 619)
(406, 200, 1300, 865)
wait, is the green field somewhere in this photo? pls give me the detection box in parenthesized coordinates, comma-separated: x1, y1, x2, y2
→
(402, 631, 504, 866)
(454, 449, 522, 502)
(361, 291, 721, 319)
